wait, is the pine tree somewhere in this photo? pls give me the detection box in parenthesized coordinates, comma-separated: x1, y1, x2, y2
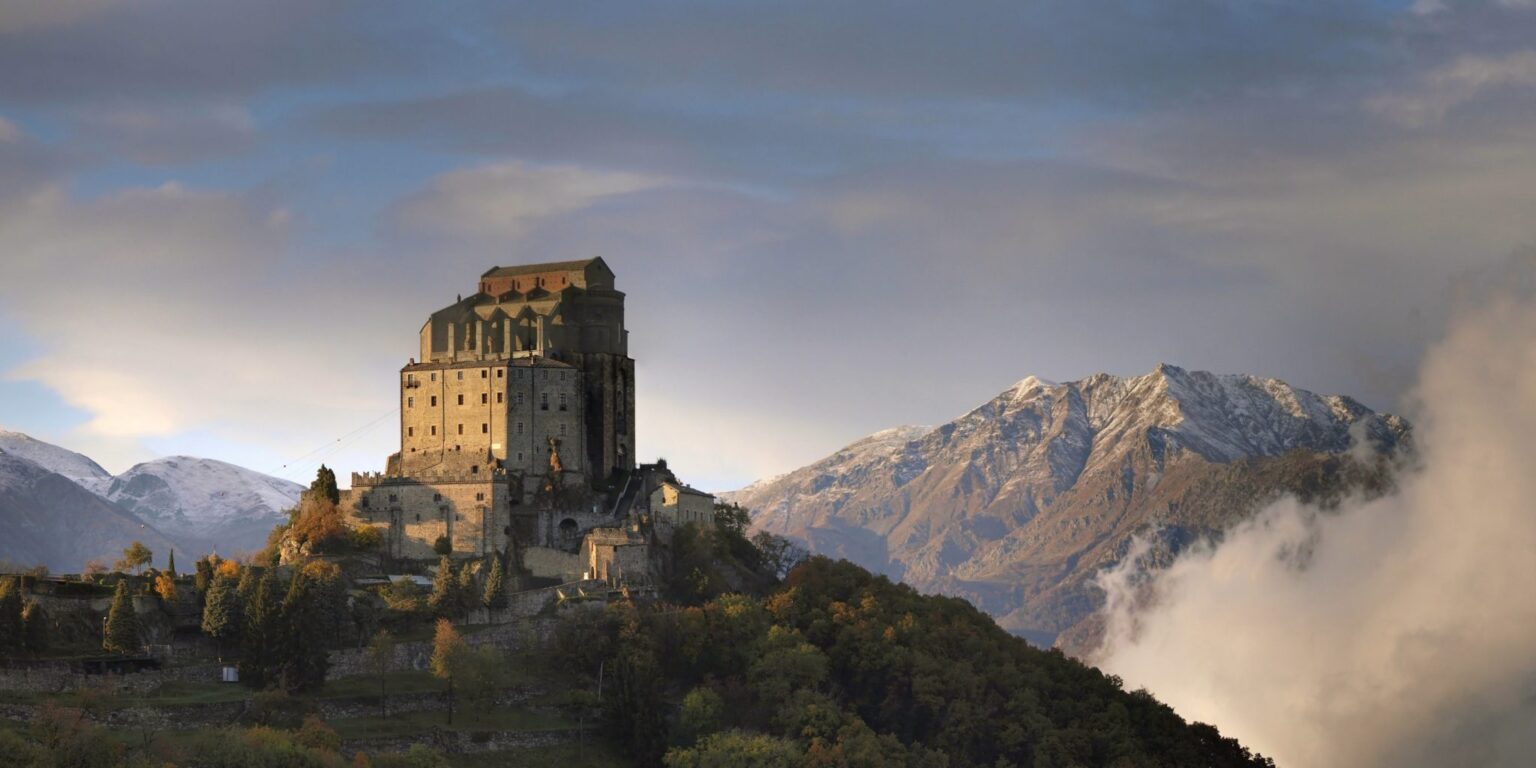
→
(483, 553, 508, 611)
(103, 580, 141, 655)
(166, 550, 176, 577)
(21, 601, 47, 654)
(239, 570, 283, 689)
(279, 569, 330, 693)
(311, 465, 340, 505)
(0, 577, 23, 650)
(428, 556, 456, 618)
(455, 563, 477, 618)
(201, 573, 243, 654)
(194, 557, 215, 603)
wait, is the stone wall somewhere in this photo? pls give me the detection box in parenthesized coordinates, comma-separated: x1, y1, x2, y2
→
(522, 547, 581, 582)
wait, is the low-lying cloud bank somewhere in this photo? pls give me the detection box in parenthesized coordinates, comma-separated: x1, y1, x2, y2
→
(1092, 273, 1536, 767)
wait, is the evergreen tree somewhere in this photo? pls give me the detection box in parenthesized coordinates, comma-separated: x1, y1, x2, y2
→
(201, 573, 243, 654)
(167, 550, 176, 577)
(20, 601, 47, 654)
(194, 557, 216, 603)
(483, 553, 508, 610)
(279, 569, 330, 693)
(0, 576, 23, 651)
(103, 580, 140, 654)
(311, 465, 340, 505)
(239, 570, 283, 689)
(455, 563, 477, 618)
(428, 556, 457, 618)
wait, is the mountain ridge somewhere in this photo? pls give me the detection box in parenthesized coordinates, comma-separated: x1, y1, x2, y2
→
(727, 364, 1409, 646)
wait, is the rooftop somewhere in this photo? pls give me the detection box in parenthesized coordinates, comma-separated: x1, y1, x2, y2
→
(481, 258, 607, 278)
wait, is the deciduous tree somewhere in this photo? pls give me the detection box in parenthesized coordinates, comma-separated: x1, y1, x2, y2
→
(115, 542, 152, 575)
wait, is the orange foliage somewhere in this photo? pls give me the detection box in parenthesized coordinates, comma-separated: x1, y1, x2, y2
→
(154, 572, 178, 601)
(216, 559, 241, 579)
(289, 496, 349, 553)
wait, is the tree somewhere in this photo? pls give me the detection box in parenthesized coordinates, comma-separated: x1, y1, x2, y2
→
(482, 554, 508, 611)
(427, 557, 458, 618)
(194, 557, 216, 602)
(311, 465, 340, 505)
(0, 576, 23, 651)
(153, 572, 178, 602)
(432, 535, 452, 557)
(455, 563, 477, 618)
(103, 580, 140, 654)
(279, 568, 331, 693)
(677, 686, 724, 746)
(430, 619, 468, 725)
(664, 730, 802, 768)
(115, 542, 152, 575)
(166, 550, 176, 577)
(239, 570, 283, 689)
(201, 573, 243, 655)
(367, 630, 397, 718)
(21, 601, 47, 654)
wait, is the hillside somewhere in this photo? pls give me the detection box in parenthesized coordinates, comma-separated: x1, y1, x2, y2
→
(0, 451, 181, 572)
(727, 364, 1409, 646)
(0, 429, 113, 494)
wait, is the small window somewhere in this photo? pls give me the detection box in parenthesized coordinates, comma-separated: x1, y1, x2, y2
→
(458, 423, 464, 435)
(517, 452, 524, 462)
(433, 493, 442, 501)
(471, 465, 479, 475)
(476, 492, 485, 501)
(558, 393, 567, 411)
(389, 494, 398, 503)
(415, 513, 420, 522)
(559, 423, 567, 437)
(431, 372, 437, 382)
(515, 422, 524, 436)
(457, 371, 464, 380)
(481, 423, 488, 434)
(407, 427, 414, 437)
(430, 425, 437, 436)
(540, 392, 549, 411)
(516, 392, 524, 406)
(481, 369, 488, 379)
(496, 369, 504, 379)
(457, 394, 464, 406)
(496, 392, 503, 404)
(407, 397, 414, 408)
(481, 393, 488, 404)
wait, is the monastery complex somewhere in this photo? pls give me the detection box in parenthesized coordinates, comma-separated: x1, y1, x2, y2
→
(342, 259, 714, 585)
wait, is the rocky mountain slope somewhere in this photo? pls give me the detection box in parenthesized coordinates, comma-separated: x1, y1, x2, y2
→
(104, 457, 303, 555)
(0, 451, 181, 573)
(726, 364, 1410, 646)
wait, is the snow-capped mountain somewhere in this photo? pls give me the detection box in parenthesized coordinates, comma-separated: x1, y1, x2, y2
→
(0, 451, 180, 573)
(0, 429, 113, 494)
(104, 457, 304, 555)
(0, 430, 306, 564)
(726, 364, 1410, 647)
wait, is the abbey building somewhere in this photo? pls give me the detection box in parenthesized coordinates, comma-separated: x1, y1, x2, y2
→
(343, 259, 707, 584)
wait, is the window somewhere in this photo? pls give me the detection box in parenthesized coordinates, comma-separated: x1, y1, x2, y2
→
(407, 397, 414, 408)
(407, 427, 414, 437)
(515, 422, 524, 436)
(516, 392, 524, 406)
(481, 393, 488, 404)
(431, 396, 438, 407)
(457, 423, 464, 435)
(481, 369, 488, 379)
(415, 513, 420, 522)
(558, 393, 567, 411)
(431, 372, 437, 382)
(517, 452, 524, 462)
(430, 425, 437, 436)
(476, 492, 485, 501)
(388, 494, 398, 503)
(470, 465, 479, 474)
(457, 371, 464, 380)
(433, 493, 442, 502)
(457, 394, 464, 406)
(559, 423, 566, 437)
(540, 392, 549, 411)
(481, 423, 488, 434)
(496, 369, 504, 379)
(496, 392, 503, 404)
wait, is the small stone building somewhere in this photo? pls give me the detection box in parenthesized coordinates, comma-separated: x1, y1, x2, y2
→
(650, 480, 714, 526)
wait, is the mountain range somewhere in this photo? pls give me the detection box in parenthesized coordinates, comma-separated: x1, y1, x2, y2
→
(726, 364, 1410, 648)
(0, 429, 303, 572)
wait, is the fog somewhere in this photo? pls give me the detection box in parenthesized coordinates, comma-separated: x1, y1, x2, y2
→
(1092, 280, 1536, 767)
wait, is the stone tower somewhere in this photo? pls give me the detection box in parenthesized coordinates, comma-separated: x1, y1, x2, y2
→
(410, 257, 636, 482)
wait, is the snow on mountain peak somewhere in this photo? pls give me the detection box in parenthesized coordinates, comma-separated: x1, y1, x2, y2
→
(0, 429, 113, 493)
(105, 456, 304, 541)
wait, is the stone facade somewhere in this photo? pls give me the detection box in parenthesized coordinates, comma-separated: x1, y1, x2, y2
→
(343, 258, 638, 562)
(650, 480, 714, 526)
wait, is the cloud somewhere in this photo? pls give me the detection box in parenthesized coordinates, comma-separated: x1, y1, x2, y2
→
(1091, 253, 1536, 767)
(397, 161, 668, 241)
(0, 0, 135, 34)
(68, 101, 257, 165)
(1369, 50, 1536, 126)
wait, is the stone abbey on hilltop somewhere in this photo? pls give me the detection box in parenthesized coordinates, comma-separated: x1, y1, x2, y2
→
(342, 258, 713, 584)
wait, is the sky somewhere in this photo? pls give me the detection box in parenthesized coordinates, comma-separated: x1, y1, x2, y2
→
(2, 0, 1535, 493)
